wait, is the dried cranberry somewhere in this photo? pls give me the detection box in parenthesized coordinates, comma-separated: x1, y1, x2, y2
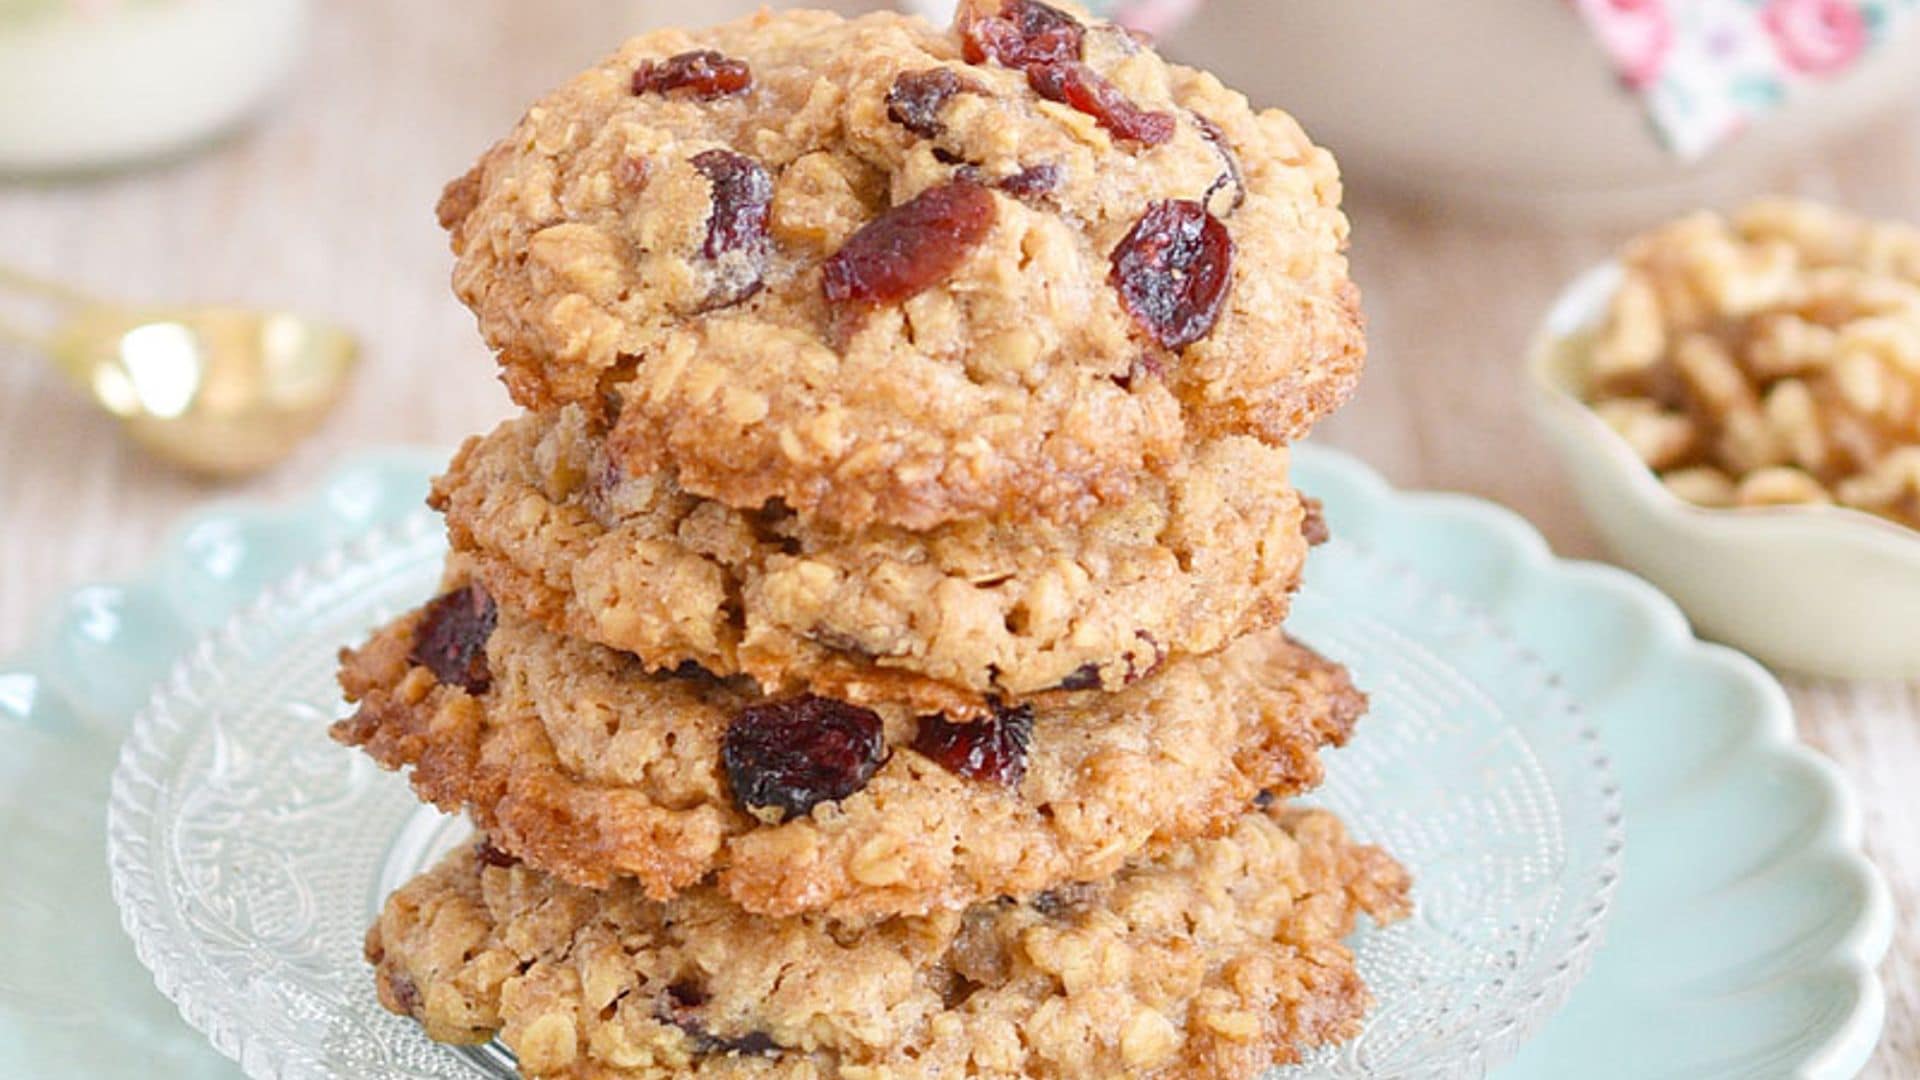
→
(1027, 61, 1174, 145)
(723, 696, 887, 821)
(632, 50, 752, 99)
(1054, 663, 1101, 691)
(912, 701, 1034, 787)
(657, 985, 780, 1058)
(956, 0, 1170, 150)
(666, 981, 709, 1010)
(716, 1032, 779, 1056)
(1123, 630, 1165, 683)
(822, 181, 997, 306)
(888, 68, 971, 138)
(1301, 495, 1329, 546)
(409, 584, 497, 694)
(386, 973, 422, 1014)
(1031, 881, 1098, 915)
(960, 0, 1085, 68)
(691, 150, 770, 260)
(1191, 112, 1245, 213)
(996, 162, 1061, 199)
(689, 149, 771, 306)
(663, 659, 721, 681)
(474, 838, 519, 868)
(1109, 199, 1233, 349)
(954, 162, 1061, 200)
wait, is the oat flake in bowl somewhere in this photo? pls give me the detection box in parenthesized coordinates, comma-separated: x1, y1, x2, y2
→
(1585, 199, 1920, 529)
(1528, 199, 1920, 679)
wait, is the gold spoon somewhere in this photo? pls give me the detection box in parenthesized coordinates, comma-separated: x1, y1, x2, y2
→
(0, 262, 360, 478)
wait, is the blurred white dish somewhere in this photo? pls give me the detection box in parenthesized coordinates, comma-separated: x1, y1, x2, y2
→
(1165, 1, 1920, 220)
(907, 0, 1920, 221)
(1528, 262, 1920, 679)
(0, 0, 310, 175)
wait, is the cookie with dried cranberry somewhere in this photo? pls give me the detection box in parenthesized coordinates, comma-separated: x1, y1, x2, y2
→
(438, 3, 1363, 530)
(333, 579, 1365, 920)
(367, 805, 1410, 1079)
(432, 405, 1311, 718)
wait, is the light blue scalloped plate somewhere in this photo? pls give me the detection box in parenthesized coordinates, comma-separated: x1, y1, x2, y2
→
(0, 446, 1890, 1078)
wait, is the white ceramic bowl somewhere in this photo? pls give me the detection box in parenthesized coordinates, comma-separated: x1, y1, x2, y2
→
(0, 0, 310, 175)
(1527, 263, 1920, 679)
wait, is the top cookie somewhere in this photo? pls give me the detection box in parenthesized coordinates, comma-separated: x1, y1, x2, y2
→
(439, 1, 1363, 530)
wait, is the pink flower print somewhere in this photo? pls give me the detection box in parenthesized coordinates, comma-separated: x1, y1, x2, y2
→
(1110, 0, 1201, 39)
(1763, 0, 1868, 76)
(1579, 0, 1675, 89)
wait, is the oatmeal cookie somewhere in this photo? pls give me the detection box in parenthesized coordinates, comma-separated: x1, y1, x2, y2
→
(333, 585, 1365, 919)
(433, 406, 1310, 715)
(437, 2, 1364, 530)
(366, 805, 1410, 1079)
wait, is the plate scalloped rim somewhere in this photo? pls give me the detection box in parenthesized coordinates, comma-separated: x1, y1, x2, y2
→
(1289, 449, 1893, 1080)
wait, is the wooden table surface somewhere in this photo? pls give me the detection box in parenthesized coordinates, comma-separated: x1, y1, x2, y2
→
(0, 1, 1912, 1073)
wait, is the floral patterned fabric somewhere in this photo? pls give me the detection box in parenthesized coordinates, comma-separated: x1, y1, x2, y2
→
(1572, 0, 1919, 158)
(1086, 0, 1200, 37)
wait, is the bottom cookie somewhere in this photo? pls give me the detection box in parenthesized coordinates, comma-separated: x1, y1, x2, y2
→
(366, 806, 1411, 1080)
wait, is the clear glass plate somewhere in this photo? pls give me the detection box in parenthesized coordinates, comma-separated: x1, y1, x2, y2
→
(106, 506, 1623, 1080)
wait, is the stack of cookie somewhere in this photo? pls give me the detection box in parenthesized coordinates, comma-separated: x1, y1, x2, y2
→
(335, 3, 1409, 1076)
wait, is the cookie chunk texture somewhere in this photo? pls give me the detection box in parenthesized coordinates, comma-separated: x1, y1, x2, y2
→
(366, 806, 1410, 1079)
(333, 593, 1364, 920)
(438, 3, 1363, 529)
(433, 406, 1310, 716)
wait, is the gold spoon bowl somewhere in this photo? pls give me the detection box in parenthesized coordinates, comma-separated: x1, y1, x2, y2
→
(0, 263, 359, 478)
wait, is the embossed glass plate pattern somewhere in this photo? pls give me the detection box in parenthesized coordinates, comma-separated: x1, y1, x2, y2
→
(0, 446, 1879, 1079)
(107, 498, 1624, 1079)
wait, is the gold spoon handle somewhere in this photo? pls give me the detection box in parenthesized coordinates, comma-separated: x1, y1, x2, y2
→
(0, 262, 104, 352)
